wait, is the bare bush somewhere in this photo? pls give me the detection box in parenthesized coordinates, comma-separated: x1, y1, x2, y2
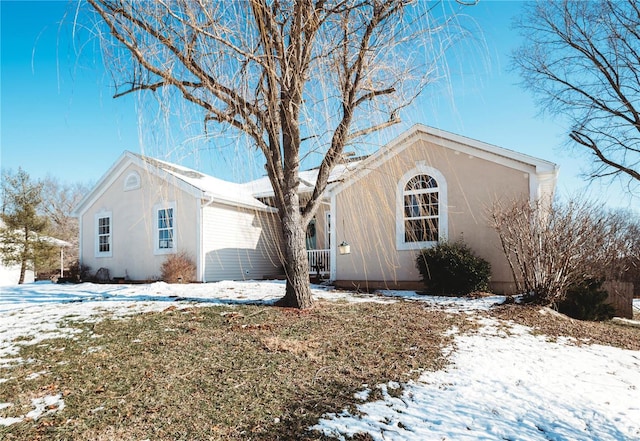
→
(602, 210, 640, 296)
(161, 252, 196, 284)
(491, 198, 633, 305)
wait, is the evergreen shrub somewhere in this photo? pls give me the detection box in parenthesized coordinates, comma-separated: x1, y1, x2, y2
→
(416, 240, 491, 296)
(556, 278, 615, 321)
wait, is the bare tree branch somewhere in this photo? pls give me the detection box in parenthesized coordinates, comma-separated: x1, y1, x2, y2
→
(86, 0, 467, 308)
(514, 0, 640, 189)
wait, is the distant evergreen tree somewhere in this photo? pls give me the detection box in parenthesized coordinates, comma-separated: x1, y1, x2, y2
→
(1, 168, 53, 284)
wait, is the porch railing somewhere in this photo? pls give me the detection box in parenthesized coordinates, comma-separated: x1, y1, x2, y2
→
(307, 249, 330, 275)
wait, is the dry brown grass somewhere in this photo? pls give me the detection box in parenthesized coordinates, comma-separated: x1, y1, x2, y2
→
(0, 301, 474, 441)
(3, 298, 637, 441)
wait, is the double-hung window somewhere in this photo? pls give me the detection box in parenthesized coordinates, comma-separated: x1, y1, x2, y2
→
(154, 202, 176, 254)
(95, 212, 112, 257)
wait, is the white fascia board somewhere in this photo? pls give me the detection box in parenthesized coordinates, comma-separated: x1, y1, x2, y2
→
(202, 193, 279, 213)
(329, 124, 559, 197)
(71, 151, 133, 217)
(72, 151, 206, 218)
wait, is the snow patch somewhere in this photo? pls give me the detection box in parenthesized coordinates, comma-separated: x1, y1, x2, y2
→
(25, 370, 48, 380)
(0, 394, 65, 426)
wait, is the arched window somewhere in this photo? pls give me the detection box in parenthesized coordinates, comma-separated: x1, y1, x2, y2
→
(404, 175, 439, 242)
(396, 165, 447, 250)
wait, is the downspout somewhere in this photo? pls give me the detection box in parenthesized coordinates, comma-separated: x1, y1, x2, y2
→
(199, 193, 216, 283)
(77, 216, 83, 272)
(329, 194, 337, 282)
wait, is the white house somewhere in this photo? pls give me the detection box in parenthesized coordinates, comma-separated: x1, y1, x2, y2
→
(73, 125, 558, 291)
(72, 152, 287, 282)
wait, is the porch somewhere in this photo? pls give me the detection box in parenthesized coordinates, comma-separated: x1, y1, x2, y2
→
(307, 249, 330, 276)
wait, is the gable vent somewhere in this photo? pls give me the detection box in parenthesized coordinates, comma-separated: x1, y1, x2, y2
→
(124, 171, 141, 191)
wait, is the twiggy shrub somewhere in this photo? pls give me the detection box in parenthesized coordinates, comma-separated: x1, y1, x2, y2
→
(416, 241, 491, 296)
(66, 260, 92, 282)
(491, 198, 638, 306)
(161, 252, 196, 283)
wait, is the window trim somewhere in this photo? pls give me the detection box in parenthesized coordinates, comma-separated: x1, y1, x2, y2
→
(94, 211, 113, 258)
(325, 211, 331, 249)
(154, 202, 177, 255)
(396, 165, 448, 251)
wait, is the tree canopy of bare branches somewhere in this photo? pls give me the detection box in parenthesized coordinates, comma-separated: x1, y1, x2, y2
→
(85, 0, 467, 308)
(39, 177, 89, 269)
(514, 0, 640, 188)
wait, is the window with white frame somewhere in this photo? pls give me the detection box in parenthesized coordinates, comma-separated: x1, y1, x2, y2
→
(397, 165, 447, 250)
(95, 212, 112, 257)
(154, 202, 176, 254)
(404, 174, 439, 242)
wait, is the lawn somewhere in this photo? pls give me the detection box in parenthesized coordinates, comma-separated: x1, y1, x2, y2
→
(1, 282, 639, 440)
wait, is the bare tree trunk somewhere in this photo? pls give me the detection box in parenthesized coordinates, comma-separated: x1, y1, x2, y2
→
(276, 190, 313, 309)
(18, 228, 29, 284)
(18, 258, 27, 285)
(86, 0, 461, 308)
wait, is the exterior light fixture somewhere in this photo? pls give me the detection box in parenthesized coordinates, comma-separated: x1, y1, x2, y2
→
(338, 241, 351, 255)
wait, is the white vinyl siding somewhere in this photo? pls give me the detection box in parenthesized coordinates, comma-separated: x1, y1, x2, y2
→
(201, 204, 282, 282)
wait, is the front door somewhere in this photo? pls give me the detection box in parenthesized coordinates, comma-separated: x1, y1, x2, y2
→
(306, 219, 317, 250)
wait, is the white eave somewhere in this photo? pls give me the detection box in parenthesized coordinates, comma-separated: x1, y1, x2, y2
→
(329, 124, 559, 196)
(72, 151, 276, 217)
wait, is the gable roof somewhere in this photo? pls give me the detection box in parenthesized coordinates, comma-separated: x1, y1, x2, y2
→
(328, 124, 559, 197)
(73, 125, 559, 217)
(242, 159, 363, 198)
(130, 153, 275, 211)
(72, 151, 275, 217)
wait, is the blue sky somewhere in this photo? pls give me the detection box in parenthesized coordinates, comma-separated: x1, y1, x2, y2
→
(0, 0, 637, 212)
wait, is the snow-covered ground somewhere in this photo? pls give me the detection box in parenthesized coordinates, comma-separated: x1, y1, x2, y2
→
(1, 281, 639, 440)
(314, 317, 640, 441)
